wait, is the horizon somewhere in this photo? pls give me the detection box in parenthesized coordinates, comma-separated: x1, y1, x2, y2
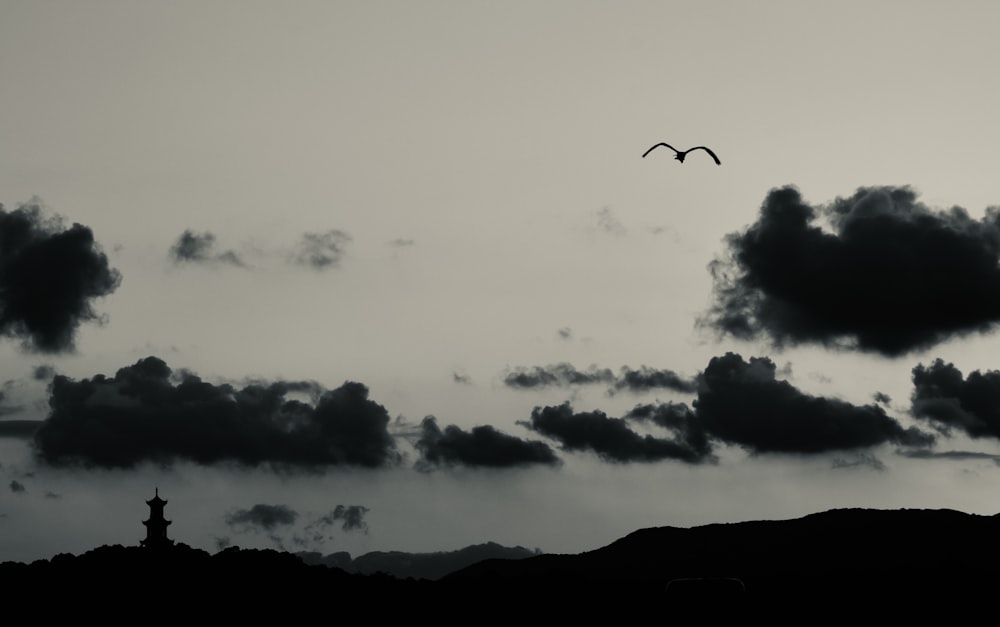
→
(9, 487, 992, 564)
(5, 1, 1000, 565)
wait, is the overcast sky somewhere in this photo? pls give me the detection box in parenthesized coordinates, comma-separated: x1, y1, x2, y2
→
(4, 0, 1000, 563)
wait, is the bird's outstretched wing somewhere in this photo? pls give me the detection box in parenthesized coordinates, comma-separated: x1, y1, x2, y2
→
(642, 143, 678, 158)
(688, 146, 721, 165)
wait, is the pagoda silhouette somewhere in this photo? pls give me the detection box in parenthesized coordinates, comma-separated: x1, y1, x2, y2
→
(141, 488, 175, 549)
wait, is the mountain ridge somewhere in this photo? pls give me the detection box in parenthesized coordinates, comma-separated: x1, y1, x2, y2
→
(295, 540, 540, 580)
(3, 507, 997, 618)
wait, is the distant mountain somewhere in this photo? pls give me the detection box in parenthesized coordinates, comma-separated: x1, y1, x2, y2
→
(296, 541, 540, 580)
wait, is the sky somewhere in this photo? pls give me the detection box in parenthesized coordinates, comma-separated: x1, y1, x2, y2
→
(4, 0, 1000, 563)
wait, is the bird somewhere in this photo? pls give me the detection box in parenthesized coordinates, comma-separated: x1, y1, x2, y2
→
(642, 142, 721, 165)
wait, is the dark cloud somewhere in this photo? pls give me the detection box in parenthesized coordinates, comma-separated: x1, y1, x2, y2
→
(226, 504, 299, 531)
(168, 231, 207, 261)
(911, 359, 1000, 440)
(0, 201, 121, 353)
(522, 403, 714, 464)
(9, 480, 26, 494)
(694, 353, 933, 454)
(503, 364, 697, 395)
(33, 356, 400, 470)
(0, 420, 42, 438)
(452, 372, 471, 385)
(511, 354, 935, 460)
(873, 392, 892, 406)
(293, 230, 351, 270)
(502, 364, 615, 389)
(702, 185, 1000, 356)
(32, 365, 56, 381)
(504, 367, 558, 389)
(312, 505, 371, 533)
(897, 449, 1000, 463)
(416, 416, 560, 469)
(333, 505, 369, 532)
(557, 327, 573, 340)
(169, 230, 246, 267)
(624, 402, 713, 461)
(613, 367, 698, 394)
(831, 453, 887, 472)
(44, 491, 60, 499)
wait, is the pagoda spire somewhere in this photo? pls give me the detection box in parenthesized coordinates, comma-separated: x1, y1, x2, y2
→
(141, 488, 175, 549)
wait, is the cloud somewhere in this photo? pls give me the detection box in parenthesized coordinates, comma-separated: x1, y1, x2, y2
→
(897, 449, 1000, 463)
(226, 504, 299, 531)
(522, 402, 714, 464)
(831, 453, 887, 471)
(388, 238, 414, 247)
(694, 353, 933, 454)
(502, 364, 615, 389)
(292, 230, 351, 270)
(169, 229, 356, 271)
(224, 504, 373, 551)
(503, 364, 697, 395)
(624, 402, 713, 460)
(503, 364, 613, 389)
(452, 372, 471, 385)
(702, 185, 1000, 356)
(557, 327, 573, 340)
(911, 359, 1000, 440)
(512, 354, 933, 461)
(0, 391, 23, 417)
(169, 230, 247, 267)
(9, 480, 26, 494)
(32, 365, 56, 381)
(0, 420, 42, 439)
(613, 367, 698, 394)
(596, 207, 626, 236)
(416, 416, 560, 469)
(32, 356, 400, 470)
(333, 505, 369, 532)
(301, 505, 372, 547)
(0, 200, 121, 353)
(312, 505, 371, 533)
(873, 392, 892, 406)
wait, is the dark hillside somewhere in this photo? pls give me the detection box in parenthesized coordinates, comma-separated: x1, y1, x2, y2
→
(4, 509, 997, 620)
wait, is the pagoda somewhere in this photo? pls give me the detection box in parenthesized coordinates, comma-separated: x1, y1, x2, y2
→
(140, 488, 175, 549)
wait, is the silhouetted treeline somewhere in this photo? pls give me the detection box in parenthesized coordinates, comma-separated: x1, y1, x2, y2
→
(0, 543, 431, 619)
(3, 509, 998, 620)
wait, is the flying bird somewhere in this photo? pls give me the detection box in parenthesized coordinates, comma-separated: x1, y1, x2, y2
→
(643, 143, 721, 165)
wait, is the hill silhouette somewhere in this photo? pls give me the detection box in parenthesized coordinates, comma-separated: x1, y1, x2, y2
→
(2, 508, 997, 619)
(443, 507, 1000, 618)
(296, 541, 539, 580)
